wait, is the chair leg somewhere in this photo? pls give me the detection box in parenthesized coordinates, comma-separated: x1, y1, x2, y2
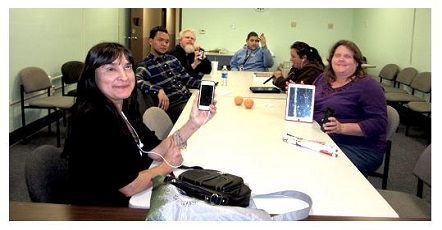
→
(416, 179, 424, 198)
(63, 110, 67, 127)
(56, 111, 61, 147)
(21, 109, 28, 145)
(425, 115, 431, 145)
(20, 89, 29, 144)
(47, 108, 52, 133)
(381, 141, 392, 189)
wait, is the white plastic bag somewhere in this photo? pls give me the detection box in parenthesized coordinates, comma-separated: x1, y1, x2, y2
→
(146, 175, 312, 221)
(146, 175, 271, 221)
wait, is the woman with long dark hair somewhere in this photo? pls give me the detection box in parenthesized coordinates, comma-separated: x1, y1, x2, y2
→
(63, 42, 216, 207)
(273, 41, 324, 90)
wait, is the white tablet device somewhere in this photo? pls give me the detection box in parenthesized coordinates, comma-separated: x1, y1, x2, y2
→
(285, 83, 315, 122)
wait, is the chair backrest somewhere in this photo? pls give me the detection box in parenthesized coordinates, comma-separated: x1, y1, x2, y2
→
(413, 144, 431, 186)
(61, 61, 84, 84)
(20, 67, 52, 93)
(395, 67, 418, 86)
(386, 105, 400, 141)
(25, 145, 69, 204)
(137, 88, 156, 116)
(143, 107, 174, 140)
(368, 105, 400, 189)
(410, 72, 431, 94)
(379, 64, 399, 81)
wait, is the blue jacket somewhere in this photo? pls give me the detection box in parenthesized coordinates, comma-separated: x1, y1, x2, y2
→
(230, 45, 274, 71)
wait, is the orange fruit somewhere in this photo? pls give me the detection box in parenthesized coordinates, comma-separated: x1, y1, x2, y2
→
(234, 96, 244, 106)
(243, 98, 254, 109)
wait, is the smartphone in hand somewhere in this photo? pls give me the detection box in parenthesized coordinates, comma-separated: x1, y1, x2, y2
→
(321, 107, 334, 132)
(198, 80, 215, 111)
(198, 48, 205, 61)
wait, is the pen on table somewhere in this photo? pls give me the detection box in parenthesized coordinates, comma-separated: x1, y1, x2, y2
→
(263, 75, 275, 84)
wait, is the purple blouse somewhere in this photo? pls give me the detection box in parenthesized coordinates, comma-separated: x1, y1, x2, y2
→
(313, 73, 387, 154)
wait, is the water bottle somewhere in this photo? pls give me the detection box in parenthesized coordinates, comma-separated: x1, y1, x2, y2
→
(221, 65, 228, 86)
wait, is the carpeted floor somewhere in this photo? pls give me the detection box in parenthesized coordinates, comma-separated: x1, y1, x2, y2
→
(9, 121, 431, 204)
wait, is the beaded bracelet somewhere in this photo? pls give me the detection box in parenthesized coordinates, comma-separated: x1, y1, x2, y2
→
(174, 129, 187, 149)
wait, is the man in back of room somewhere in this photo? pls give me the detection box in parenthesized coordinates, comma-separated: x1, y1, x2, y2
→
(136, 26, 201, 123)
(168, 29, 212, 79)
(230, 31, 274, 72)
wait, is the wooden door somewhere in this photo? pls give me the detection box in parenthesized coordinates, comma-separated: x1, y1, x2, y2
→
(129, 8, 163, 65)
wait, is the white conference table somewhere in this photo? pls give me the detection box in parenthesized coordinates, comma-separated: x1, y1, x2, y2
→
(204, 71, 287, 100)
(130, 71, 398, 218)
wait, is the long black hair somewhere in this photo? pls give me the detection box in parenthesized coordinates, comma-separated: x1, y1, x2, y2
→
(67, 42, 141, 137)
(291, 41, 324, 67)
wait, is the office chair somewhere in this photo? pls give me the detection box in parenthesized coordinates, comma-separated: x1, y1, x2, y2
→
(136, 87, 156, 117)
(20, 66, 75, 147)
(143, 107, 173, 140)
(25, 144, 69, 204)
(377, 144, 431, 218)
(383, 67, 418, 94)
(378, 64, 399, 88)
(61, 60, 84, 97)
(367, 105, 400, 189)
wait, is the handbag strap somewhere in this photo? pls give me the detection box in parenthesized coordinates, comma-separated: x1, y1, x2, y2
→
(252, 190, 312, 221)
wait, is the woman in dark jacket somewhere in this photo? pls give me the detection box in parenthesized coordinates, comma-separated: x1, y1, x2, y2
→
(63, 42, 217, 207)
(273, 41, 324, 91)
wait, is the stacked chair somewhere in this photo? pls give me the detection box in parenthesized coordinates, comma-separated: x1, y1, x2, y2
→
(61, 60, 84, 97)
(19, 66, 75, 147)
(378, 63, 400, 89)
(385, 72, 431, 106)
(385, 71, 431, 143)
(383, 67, 417, 94)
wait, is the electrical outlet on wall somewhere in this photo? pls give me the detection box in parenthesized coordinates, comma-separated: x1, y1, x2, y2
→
(328, 23, 334, 29)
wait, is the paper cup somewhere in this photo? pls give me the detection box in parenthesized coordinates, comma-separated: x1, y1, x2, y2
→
(211, 61, 219, 76)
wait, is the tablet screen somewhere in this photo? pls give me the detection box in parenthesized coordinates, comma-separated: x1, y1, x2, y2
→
(285, 84, 315, 122)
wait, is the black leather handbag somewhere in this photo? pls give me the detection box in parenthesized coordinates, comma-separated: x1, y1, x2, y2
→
(164, 169, 252, 207)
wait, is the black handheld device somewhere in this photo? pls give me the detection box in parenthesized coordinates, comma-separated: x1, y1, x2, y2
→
(321, 107, 334, 132)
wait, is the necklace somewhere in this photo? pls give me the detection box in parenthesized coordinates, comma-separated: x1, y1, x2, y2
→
(331, 77, 352, 88)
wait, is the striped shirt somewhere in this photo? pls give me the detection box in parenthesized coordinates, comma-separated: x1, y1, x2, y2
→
(136, 53, 201, 104)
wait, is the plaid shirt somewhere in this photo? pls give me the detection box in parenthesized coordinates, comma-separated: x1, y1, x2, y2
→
(136, 53, 201, 105)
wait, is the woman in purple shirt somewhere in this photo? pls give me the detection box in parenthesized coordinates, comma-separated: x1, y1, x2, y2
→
(313, 40, 387, 176)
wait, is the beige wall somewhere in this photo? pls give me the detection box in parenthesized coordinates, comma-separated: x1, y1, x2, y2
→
(9, 8, 129, 132)
(8, 8, 432, 133)
(182, 8, 431, 77)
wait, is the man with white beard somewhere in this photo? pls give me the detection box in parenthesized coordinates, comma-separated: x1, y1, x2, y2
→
(136, 26, 201, 123)
(169, 29, 212, 79)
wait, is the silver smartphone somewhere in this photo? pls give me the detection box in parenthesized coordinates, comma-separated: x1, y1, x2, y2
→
(198, 80, 215, 111)
(198, 48, 205, 61)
